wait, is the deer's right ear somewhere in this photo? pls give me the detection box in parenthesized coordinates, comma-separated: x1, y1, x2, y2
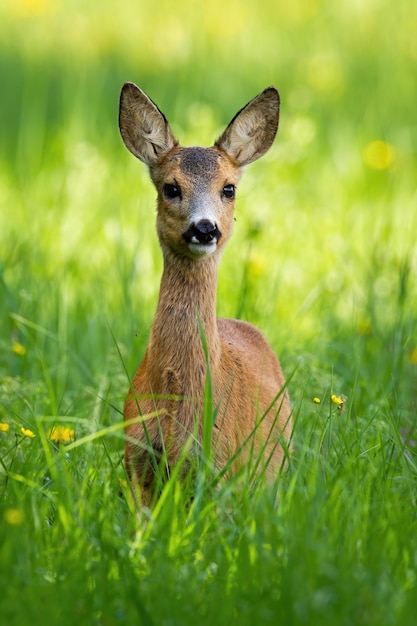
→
(119, 82, 178, 166)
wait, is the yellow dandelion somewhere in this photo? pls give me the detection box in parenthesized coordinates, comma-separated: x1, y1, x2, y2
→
(5, 508, 24, 526)
(331, 394, 346, 415)
(313, 397, 321, 404)
(21, 427, 35, 438)
(363, 140, 395, 170)
(14, 0, 52, 17)
(48, 426, 75, 443)
(409, 348, 417, 365)
(247, 251, 266, 277)
(357, 320, 372, 336)
(12, 342, 26, 356)
(0, 422, 10, 432)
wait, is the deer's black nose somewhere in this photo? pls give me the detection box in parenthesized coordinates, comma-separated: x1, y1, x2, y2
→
(183, 220, 222, 245)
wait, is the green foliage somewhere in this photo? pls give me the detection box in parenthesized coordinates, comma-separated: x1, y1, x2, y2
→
(1, 0, 417, 624)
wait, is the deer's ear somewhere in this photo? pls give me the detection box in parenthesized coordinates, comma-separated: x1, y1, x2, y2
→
(119, 82, 178, 166)
(215, 87, 280, 167)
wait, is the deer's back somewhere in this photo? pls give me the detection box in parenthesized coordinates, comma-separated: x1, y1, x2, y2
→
(215, 317, 290, 449)
(217, 318, 286, 388)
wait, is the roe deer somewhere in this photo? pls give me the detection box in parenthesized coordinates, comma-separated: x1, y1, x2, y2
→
(119, 83, 292, 505)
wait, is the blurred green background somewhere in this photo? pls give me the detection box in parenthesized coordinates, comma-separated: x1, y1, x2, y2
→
(1, 0, 416, 415)
(1, 1, 417, 624)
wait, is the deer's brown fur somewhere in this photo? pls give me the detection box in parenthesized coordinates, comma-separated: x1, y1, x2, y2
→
(119, 83, 292, 505)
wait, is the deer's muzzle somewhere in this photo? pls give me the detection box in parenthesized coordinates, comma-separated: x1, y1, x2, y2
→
(182, 220, 222, 245)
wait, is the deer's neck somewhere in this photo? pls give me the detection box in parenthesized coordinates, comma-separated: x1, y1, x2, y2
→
(146, 253, 221, 392)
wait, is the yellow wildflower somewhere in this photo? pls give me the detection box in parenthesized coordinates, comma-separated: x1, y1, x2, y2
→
(0, 422, 10, 432)
(12, 342, 26, 356)
(363, 140, 395, 170)
(14, 0, 52, 17)
(48, 426, 75, 443)
(5, 508, 24, 525)
(357, 320, 372, 336)
(313, 397, 321, 404)
(409, 348, 417, 365)
(331, 394, 346, 415)
(247, 251, 266, 277)
(21, 427, 35, 438)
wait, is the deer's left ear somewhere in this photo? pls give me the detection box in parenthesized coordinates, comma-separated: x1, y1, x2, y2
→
(119, 82, 178, 166)
(215, 87, 280, 167)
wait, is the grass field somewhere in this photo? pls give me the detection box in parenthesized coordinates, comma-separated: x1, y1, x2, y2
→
(1, 0, 417, 624)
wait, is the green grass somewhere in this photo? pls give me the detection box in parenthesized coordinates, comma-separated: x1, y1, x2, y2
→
(1, 0, 417, 624)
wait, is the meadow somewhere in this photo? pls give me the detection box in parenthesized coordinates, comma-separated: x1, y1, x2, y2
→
(1, 0, 417, 624)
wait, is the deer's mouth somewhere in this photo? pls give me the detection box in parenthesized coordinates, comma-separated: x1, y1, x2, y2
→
(187, 241, 218, 256)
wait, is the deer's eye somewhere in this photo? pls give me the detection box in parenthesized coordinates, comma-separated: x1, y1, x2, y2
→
(163, 183, 181, 199)
(222, 184, 235, 200)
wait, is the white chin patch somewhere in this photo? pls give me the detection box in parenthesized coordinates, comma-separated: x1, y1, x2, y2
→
(188, 241, 217, 256)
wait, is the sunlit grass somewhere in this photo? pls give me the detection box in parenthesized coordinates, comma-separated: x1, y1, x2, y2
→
(1, 0, 417, 623)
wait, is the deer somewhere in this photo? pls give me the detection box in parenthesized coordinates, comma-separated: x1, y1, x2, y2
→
(119, 82, 292, 506)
